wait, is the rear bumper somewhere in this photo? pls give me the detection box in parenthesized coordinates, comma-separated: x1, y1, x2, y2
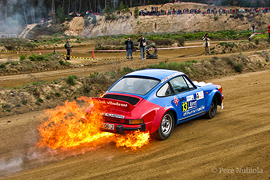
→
(102, 123, 146, 135)
(116, 124, 146, 134)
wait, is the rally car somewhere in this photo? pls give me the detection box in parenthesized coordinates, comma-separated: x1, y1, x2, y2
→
(87, 69, 224, 140)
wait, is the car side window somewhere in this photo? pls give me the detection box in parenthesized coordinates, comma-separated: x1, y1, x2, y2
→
(157, 83, 174, 97)
(183, 76, 196, 90)
(169, 76, 189, 94)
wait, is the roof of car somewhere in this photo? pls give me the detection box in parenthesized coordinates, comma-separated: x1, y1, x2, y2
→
(124, 69, 184, 81)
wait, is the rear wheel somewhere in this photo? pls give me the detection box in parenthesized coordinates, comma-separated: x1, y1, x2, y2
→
(153, 111, 175, 140)
(205, 97, 217, 119)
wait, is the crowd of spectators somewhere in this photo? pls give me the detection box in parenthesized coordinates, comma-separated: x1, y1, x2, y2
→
(138, 6, 270, 16)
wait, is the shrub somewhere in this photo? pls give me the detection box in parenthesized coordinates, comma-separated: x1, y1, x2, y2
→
(20, 55, 27, 61)
(177, 37, 185, 46)
(0, 63, 6, 68)
(67, 75, 77, 85)
(214, 15, 219, 21)
(134, 7, 139, 18)
(21, 100, 27, 105)
(28, 54, 46, 61)
(92, 15, 97, 25)
(234, 64, 243, 72)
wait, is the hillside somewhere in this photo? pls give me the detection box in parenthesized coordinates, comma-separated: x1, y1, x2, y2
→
(62, 2, 270, 37)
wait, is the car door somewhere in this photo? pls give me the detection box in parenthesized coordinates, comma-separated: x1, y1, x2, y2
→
(169, 76, 205, 122)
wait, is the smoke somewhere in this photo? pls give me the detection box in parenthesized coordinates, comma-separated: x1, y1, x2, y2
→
(0, 157, 23, 174)
(0, 0, 45, 36)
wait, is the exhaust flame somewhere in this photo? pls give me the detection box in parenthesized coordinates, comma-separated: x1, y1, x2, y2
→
(36, 97, 150, 151)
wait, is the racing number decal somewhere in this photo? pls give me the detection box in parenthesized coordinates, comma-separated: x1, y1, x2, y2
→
(182, 102, 188, 112)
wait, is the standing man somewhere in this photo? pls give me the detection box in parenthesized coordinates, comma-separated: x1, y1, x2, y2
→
(137, 35, 146, 60)
(268, 24, 270, 39)
(202, 33, 211, 55)
(125, 37, 134, 60)
(252, 24, 255, 33)
(65, 39, 72, 60)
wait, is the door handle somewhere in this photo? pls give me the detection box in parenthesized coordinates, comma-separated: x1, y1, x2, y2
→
(180, 98, 185, 101)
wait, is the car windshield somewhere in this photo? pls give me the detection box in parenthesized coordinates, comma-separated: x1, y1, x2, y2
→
(108, 77, 160, 95)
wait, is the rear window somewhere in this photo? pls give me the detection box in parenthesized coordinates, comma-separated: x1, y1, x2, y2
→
(108, 77, 160, 95)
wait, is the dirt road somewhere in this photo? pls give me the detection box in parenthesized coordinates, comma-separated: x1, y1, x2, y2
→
(1, 69, 269, 179)
(1, 42, 268, 88)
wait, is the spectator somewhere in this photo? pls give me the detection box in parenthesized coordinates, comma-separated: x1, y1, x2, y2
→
(268, 24, 270, 39)
(65, 39, 72, 60)
(137, 35, 146, 60)
(125, 37, 134, 60)
(202, 33, 210, 55)
(252, 24, 255, 33)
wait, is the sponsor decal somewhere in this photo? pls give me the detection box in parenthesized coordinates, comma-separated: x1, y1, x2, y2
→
(196, 91, 204, 100)
(188, 100, 197, 110)
(98, 100, 128, 107)
(173, 96, 179, 106)
(161, 72, 183, 83)
(186, 95, 194, 102)
(182, 100, 197, 112)
(102, 113, 125, 119)
(183, 105, 205, 117)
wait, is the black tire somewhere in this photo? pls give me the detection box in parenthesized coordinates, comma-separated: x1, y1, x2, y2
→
(146, 44, 158, 55)
(153, 111, 175, 140)
(146, 54, 158, 59)
(205, 97, 217, 119)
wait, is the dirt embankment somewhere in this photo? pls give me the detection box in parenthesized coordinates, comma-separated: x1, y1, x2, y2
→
(64, 2, 270, 37)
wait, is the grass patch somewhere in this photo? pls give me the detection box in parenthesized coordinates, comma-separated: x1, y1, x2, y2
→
(67, 75, 77, 85)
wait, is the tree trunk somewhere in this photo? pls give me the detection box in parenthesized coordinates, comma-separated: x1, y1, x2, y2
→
(79, 0, 82, 13)
(89, 0, 92, 11)
(23, 5, 28, 25)
(68, 0, 70, 13)
(31, 6, 35, 23)
(130, 0, 132, 7)
(62, 0, 65, 9)
(52, 0, 55, 16)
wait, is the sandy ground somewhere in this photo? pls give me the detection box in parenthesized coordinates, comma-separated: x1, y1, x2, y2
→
(0, 68, 270, 179)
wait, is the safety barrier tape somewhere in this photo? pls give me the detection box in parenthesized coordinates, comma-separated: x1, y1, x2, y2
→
(1, 44, 205, 54)
(61, 54, 127, 61)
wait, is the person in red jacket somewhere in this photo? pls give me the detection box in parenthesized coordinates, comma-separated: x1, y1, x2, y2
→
(268, 24, 270, 39)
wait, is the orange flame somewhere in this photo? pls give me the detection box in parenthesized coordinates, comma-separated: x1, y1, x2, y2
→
(36, 97, 150, 151)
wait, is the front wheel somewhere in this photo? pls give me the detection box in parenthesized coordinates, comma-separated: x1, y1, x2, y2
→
(205, 97, 217, 119)
(153, 111, 175, 140)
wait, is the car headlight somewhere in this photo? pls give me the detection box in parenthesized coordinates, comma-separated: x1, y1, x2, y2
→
(129, 119, 144, 125)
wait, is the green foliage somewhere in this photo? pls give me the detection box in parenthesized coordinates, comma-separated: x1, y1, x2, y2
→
(118, 1, 125, 13)
(214, 15, 219, 21)
(125, 6, 130, 13)
(28, 54, 48, 61)
(89, 71, 99, 78)
(105, 2, 111, 14)
(134, 7, 139, 18)
(20, 55, 27, 61)
(67, 75, 77, 85)
(56, 5, 66, 24)
(21, 100, 27, 105)
(234, 64, 243, 72)
(92, 15, 97, 25)
(11, 61, 19, 65)
(59, 60, 64, 65)
(31, 81, 46, 85)
(0, 63, 7, 68)
(147, 61, 196, 75)
(84, 16, 90, 26)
